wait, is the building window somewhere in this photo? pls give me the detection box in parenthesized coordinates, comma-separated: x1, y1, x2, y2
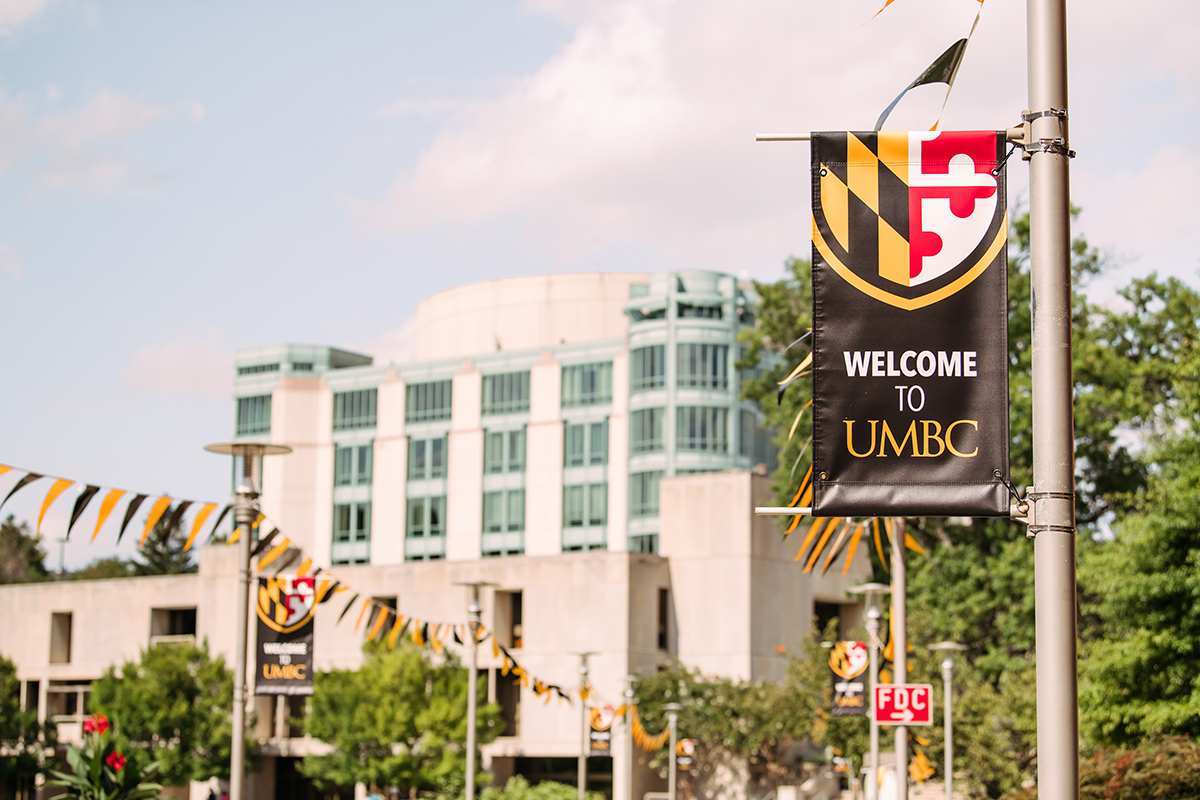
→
(629, 471, 663, 518)
(563, 484, 607, 528)
(50, 613, 72, 664)
(630, 408, 665, 454)
(657, 588, 669, 650)
(676, 406, 729, 453)
(406, 380, 453, 423)
(405, 496, 445, 562)
(677, 344, 729, 390)
(236, 395, 272, 436)
(335, 442, 373, 486)
(482, 372, 530, 416)
(495, 668, 521, 736)
(408, 437, 448, 480)
(678, 303, 722, 319)
(150, 608, 197, 639)
(630, 345, 666, 392)
(332, 502, 371, 565)
(510, 591, 524, 649)
(562, 362, 613, 407)
(292, 362, 313, 371)
(484, 428, 526, 474)
(482, 491, 525, 556)
(237, 363, 280, 376)
(739, 409, 777, 466)
(630, 534, 659, 554)
(333, 389, 377, 431)
(564, 419, 608, 467)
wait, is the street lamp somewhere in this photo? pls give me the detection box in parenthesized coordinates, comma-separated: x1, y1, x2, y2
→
(576, 652, 595, 800)
(454, 581, 497, 800)
(849, 582, 891, 800)
(664, 703, 681, 800)
(204, 441, 292, 800)
(624, 675, 637, 800)
(928, 642, 968, 800)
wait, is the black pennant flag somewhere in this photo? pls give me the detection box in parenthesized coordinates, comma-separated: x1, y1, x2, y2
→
(875, 38, 968, 131)
(117, 494, 147, 543)
(67, 485, 101, 539)
(0, 473, 43, 514)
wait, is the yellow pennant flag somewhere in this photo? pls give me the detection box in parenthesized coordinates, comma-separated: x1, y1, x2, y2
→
(183, 502, 217, 551)
(37, 479, 75, 535)
(92, 489, 126, 542)
(368, 607, 390, 642)
(387, 614, 407, 648)
(354, 599, 371, 633)
(140, 496, 173, 546)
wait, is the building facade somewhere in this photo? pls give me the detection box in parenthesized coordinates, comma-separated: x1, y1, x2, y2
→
(1, 270, 869, 800)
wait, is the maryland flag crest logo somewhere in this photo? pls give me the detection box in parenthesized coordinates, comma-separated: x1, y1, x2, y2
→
(812, 130, 1007, 310)
(257, 574, 319, 634)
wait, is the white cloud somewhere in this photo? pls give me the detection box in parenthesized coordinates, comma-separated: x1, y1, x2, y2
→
(352, 318, 415, 367)
(0, 88, 175, 191)
(0, 0, 59, 35)
(122, 331, 231, 401)
(353, 0, 1200, 278)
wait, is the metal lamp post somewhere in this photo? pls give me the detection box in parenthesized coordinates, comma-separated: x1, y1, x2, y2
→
(204, 441, 292, 800)
(664, 703, 681, 800)
(624, 675, 637, 800)
(928, 642, 968, 800)
(454, 581, 497, 800)
(576, 652, 595, 800)
(849, 583, 891, 800)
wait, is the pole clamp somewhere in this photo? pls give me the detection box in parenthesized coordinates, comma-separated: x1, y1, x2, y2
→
(1026, 523, 1077, 539)
(1022, 138, 1076, 160)
(1021, 108, 1068, 122)
(1027, 491, 1075, 501)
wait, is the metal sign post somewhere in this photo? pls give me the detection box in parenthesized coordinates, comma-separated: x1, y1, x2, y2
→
(892, 518, 908, 800)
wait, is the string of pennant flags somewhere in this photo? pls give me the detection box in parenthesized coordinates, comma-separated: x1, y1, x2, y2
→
(0, 462, 678, 752)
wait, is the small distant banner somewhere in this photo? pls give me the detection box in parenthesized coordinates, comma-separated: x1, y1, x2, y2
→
(810, 130, 1010, 517)
(255, 575, 316, 695)
(829, 641, 869, 716)
(589, 706, 617, 756)
(676, 739, 695, 771)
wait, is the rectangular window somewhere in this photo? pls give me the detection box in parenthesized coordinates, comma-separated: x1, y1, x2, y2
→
(562, 362, 613, 407)
(588, 484, 608, 526)
(407, 497, 446, 538)
(677, 344, 729, 390)
(406, 380, 453, 423)
(409, 440, 426, 480)
(511, 591, 523, 649)
(484, 428, 526, 474)
(50, 612, 72, 664)
(335, 443, 373, 486)
(630, 534, 659, 554)
(630, 408, 665, 454)
(292, 362, 313, 372)
(563, 486, 585, 527)
(237, 363, 280, 376)
(430, 438, 446, 478)
(678, 303, 722, 319)
(630, 345, 666, 392)
(333, 389, 377, 431)
(332, 502, 371, 564)
(236, 395, 272, 436)
(657, 588, 669, 650)
(483, 491, 525, 532)
(482, 372, 531, 415)
(629, 471, 663, 518)
(676, 406, 729, 453)
(564, 419, 609, 467)
(495, 668, 521, 736)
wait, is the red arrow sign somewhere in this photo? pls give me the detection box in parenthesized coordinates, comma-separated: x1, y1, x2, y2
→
(874, 684, 933, 725)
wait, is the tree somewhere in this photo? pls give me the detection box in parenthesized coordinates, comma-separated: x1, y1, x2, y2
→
(301, 641, 501, 797)
(132, 503, 196, 576)
(0, 515, 49, 584)
(89, 640, 239, 785)
(0, 653, 55, 789)
(480, 776, 605, 800)
(71, 556, 135, 581)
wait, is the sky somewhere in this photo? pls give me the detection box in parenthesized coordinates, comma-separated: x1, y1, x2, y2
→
(1, 0, 1197, 569)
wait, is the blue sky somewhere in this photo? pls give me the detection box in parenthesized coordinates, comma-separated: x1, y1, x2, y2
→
(1, 0, 1197, 568)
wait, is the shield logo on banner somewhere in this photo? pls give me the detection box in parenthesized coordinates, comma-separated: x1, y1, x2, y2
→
(257, 575, 317, 634)
(829, 641, 869, 680)
(813, 130, 1007, 311)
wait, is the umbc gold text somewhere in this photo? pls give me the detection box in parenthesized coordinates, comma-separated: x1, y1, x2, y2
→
(844, 419, 979, 458)
(262, 663, 307, 680)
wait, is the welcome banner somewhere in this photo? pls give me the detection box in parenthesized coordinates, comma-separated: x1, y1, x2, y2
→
(829, 641, 869, 717)
(256, 575, 316, 695)
(810, 130, 1010, 517)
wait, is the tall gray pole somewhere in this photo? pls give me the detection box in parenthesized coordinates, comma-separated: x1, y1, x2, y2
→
(229, 459, 256, 800)
(1026, 0, 1079, 795)
(624, 677, 636, 800)
(942, 658, 954, 800)
(578, 653, 593, 800)
(892, 518, 907, 800)
(466, 585, 482, 800)
(866, 603, 881, 800)
(665, 704, 680, 800)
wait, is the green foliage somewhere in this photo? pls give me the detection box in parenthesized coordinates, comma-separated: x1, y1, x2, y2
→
(479, 776, 605, 800)
(0, 653, 55, 784)
(46, 714, 163, 800)
(70, 556, 135, 580)
(0, 515, 49, 584)
(1003, 737, 1200, 800)
(301, 641, 501, 796)
(89, 641, 239, 785)
(132, 503, 197, 576)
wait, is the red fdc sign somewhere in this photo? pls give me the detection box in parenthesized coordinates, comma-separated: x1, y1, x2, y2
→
(874, 684, 933, 725)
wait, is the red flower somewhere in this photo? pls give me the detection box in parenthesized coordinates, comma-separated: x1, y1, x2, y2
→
(105, 752, 126, 771)
(84, 714, 109, 735)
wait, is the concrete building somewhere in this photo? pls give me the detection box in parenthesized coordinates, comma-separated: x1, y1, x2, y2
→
(0, 271, 870, 800)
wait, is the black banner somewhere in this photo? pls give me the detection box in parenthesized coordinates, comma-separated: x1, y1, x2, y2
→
(811, 130, 1009, 517)
(255, 575, 316, 695)
(829, 641, 868, 716)
(589, 706, 616, 756)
